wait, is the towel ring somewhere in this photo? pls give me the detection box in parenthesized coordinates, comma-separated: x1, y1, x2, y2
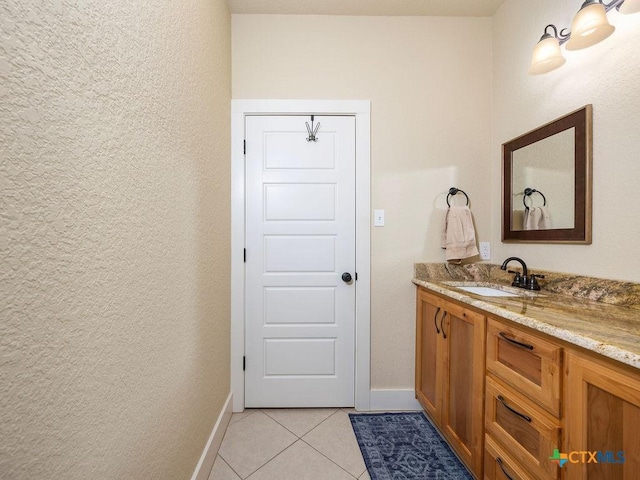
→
(523, 188, 546, 209)
(446, 187, 469, 207)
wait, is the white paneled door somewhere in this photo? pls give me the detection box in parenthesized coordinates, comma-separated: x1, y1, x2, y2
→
(245, 115, 356, 407)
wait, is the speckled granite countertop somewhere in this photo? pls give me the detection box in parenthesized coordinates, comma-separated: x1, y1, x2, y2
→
(413, 263, 640, 370)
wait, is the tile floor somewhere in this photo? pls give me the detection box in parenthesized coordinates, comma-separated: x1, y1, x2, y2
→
(209, 408, 371, 480)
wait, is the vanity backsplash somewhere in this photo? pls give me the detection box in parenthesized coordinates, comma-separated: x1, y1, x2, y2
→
(414, 263, 640, 310)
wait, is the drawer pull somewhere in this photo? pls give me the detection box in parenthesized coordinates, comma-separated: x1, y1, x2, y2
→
(499, 332, 534, 351)
(434, 307, 441, 334)
(440, 311, 448, 339)
(497, 395, 532, 422)
(496, 457, 515, 480)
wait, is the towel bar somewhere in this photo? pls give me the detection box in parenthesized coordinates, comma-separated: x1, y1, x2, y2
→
(447, 187, 470, 207)
(523, 188, 546, 209)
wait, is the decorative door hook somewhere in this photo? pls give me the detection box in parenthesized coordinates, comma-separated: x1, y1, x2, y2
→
(305, 115, 320, 142)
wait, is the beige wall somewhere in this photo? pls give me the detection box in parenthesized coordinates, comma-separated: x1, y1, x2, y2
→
(233, 15, 493, 389)
(0, 1, 231, 478)
(492, 1, 640, 282)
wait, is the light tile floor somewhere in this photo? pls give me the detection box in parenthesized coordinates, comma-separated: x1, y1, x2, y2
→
(210, 408, 371, 480)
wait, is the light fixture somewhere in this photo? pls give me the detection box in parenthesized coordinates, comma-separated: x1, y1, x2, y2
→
(529, 0, 639, 75)
(528, 25, 569, 75)
(565, 0, 615, 50)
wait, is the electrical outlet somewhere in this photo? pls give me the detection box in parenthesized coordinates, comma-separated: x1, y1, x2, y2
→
(479, 242, 491, 260)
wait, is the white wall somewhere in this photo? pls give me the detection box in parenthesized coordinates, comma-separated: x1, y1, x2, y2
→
(493, 0, 640, 282)
(0, 1, 231, 478)
(233, 15, 493, 388)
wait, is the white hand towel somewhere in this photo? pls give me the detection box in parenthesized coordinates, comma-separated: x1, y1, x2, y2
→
(538, 206, 551, 230)
(522, 208, 531, 230)
(524, 207, 542, 230)
(441, 206, 479, 264)
(524, 206, 551, 230)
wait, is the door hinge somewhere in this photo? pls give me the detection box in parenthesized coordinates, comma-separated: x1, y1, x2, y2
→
(244, 248, 246, 263)
(355, 272, 358, 281)
(243, 140, 246, 155)
(243, 356, 246, 371)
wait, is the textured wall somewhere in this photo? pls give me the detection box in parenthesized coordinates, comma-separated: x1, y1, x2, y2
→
(492, 0, 640, 281)
(232, 15, 493, 389)
(0, 1, 231, 479)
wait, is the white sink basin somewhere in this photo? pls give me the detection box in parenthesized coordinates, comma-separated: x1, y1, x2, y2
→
(454, 286, 520, 297)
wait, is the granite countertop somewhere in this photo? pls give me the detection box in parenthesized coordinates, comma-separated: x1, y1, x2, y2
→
(413, 263, 640, 370)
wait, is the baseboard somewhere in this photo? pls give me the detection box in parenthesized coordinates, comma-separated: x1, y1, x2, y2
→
(191, 392, 233, 480)
(369, 389, 422, 411)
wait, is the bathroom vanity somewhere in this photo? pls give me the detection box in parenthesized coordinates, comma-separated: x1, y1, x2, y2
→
(414, 263, 640, 480)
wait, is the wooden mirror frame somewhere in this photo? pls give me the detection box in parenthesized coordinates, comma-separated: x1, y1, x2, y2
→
(502, 105, 592, 244)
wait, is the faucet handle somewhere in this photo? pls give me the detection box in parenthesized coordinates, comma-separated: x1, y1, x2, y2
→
(507, 270, 523, 287)
(528, 274, 545, 291)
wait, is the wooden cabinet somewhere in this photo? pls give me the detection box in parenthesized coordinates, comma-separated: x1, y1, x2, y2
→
(485, 318, 562, 480)
(416, 285, 640, 480)
(564, 351, 640, 480)
(415, 287, 486, 477)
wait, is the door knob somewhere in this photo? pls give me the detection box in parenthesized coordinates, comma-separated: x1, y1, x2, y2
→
(341, 272, 352, 283)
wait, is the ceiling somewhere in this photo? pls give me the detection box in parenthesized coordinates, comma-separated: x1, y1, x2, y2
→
(227, 0, 506, 17)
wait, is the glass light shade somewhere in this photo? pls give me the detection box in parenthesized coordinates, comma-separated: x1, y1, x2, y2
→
(565, 2, 615, 50)
(528, 36, 566, 75)
(619, 0, 640, 14)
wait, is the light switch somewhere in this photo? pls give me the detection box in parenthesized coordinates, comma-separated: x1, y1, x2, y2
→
(374, 210, 385, 227)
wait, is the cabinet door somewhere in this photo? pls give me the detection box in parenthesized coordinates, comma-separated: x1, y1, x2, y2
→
(415, 288, 444, 424)
(564, 352, 640, 480)
(441, 300, 486, 477)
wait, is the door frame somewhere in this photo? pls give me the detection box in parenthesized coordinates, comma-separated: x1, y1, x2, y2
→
(231, 99, 371, 412)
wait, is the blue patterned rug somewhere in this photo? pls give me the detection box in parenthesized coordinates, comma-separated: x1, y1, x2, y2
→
(349, 412, 473, 480)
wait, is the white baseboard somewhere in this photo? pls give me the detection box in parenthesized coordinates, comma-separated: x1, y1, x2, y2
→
(191, 392, 233, 480)
(369, 389, 422, 411)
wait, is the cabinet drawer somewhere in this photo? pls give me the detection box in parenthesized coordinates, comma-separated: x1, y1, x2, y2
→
(485, 376, 560, 480)
(484, 434, 535, 480)
(486, 318, 562, 416)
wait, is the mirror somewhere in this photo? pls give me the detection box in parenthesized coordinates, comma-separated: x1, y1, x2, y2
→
(502, 105, 592, 243)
